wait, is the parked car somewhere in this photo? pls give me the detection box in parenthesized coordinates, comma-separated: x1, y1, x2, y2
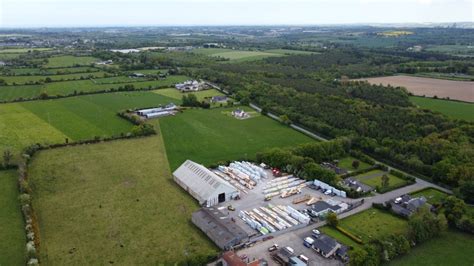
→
(298, 254, 309, 264)
(227, 205, 235, 211)
(303, 237, 314, 248)
(268, 244, 279, 252)
(284, 246, 294, 255)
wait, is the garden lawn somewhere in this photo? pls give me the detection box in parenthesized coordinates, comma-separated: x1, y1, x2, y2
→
(29, 133, 218, 265)
(44, 55, 99, 68)
(389, 230, 474, 266)
(0, 170, 25, 266)
(337, 156, 371, 172)
(410, 188, 449, 205)
(157, 107, 314, 170)
(336, 208, 409, 243)
(354, 170, 407, 191)
(410, 96, 474, 122)
(0, 75, 189, 101)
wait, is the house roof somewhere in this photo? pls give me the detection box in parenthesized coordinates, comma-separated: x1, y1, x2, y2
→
(173, 160, 238, 203)
(313, 235, 339, 255)
(312, 201, 341, 213)
(407, 196, 427, 211)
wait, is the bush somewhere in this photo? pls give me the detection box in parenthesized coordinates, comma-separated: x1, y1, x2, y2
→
(336, 225, 363, 244)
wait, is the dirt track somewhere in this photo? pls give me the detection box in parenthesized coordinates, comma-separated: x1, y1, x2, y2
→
(362, 75, 474, 102)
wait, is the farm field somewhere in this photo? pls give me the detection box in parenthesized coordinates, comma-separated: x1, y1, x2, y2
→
(353, 170, 407, 191)
(410, 96, 474, 122)
(193, 48, 282, 62)
(0, 75, 189, 101)
(425, 45, 474, 57)
(337, 156, 371, 172)
(153, 88, 227, 107)
(264, 49, 317, 55)
(389, 230, 474, 266)
(29, 133, 218, 264)
(410, 188, 449, 205)
(0, 71, 108, 85)
(157, 107, 314, 170)
(0, 47, 52, 53)
(1, 66, 99, 75)
(0, 170, 25, 266)
(335, 208, 409, 243)
(44, 55, 99, 68)
(0, 91, 178, 162)
(362, 75, 474, 102)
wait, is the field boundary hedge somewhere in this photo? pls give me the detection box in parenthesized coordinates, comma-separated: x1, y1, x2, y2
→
(335, 225, 364, 244)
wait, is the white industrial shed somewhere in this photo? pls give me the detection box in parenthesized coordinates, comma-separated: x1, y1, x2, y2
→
(173, 160, 239, 207)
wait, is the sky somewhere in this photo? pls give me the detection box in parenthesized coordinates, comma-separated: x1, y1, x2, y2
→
(0, 0, 472, 27)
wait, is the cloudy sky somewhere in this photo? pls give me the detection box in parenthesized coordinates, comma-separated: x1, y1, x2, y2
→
(0, 0, 472, 27)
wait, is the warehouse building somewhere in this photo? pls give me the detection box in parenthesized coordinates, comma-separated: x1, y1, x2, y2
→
(192, 207, 249, 250)
(173, 160, 240, 207)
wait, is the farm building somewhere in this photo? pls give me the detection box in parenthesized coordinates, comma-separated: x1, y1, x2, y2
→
(310, 201, 343, 217)
(192, 207, 249, 250)
(232, 109, 250, 119)
(390, 195, 429, 217)
(211, 95, 228, 103)
(173, 160, 240, 206)
(129, 72, 146, 78)
(136, 103, 177, 118)
(175, 80, 207, 91)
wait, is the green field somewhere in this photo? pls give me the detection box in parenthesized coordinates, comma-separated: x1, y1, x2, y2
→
(264, 49, 317, 55)
(426, 45, 474, 57)
(44, 55, 99, 68)
(389, 230, 474, 266)
(0, 47, 52, 53)
(354, 170, 407, 191)
(157, 107, 314, 170)
(1, 67, 99, 75)
(337, 156, 372, 172)
(410, 188, 449, 205)
(410, 96, 474, 122)
(0, 75, 189, 101)
(0, 170, 25, 266)
(0, 71, 108, 85)
(153, 88, 228, 107)
(193, 48, 282, 62)
(29, 133, 218, 264)
(0, 91, 178, 162)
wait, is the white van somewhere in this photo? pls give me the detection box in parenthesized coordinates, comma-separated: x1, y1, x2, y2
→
(298, 254, 309, 264)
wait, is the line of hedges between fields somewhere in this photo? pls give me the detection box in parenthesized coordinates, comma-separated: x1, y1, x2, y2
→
(335, 225, 364, 244)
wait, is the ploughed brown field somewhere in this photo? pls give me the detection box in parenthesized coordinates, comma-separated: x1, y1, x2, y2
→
(362, 75, 474, 102)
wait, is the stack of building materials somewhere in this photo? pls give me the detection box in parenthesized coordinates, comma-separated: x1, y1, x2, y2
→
(216, 166, 256, 190)
(269, 205, 299, 226)
(306, 197, 319, 205)
(285, 205, 311, 225)
(292, 194, 311, 204)
(212, 170, 249, 193)
(229, 161, 267, 183)
(313, 180, 347, 198)
(263, 175, 307, 198)
(259, 206, 293, 229)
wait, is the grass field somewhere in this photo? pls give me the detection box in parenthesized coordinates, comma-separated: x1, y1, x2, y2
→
(0, 91, 178, 162)
(410, 96, 474, 122)
(0, 47, 52, 53)
(157, 107, 314, 170)
(1, 67, 99, 75)
(44, 55, 99, 68)
(336, 208, 408, 243)
(0, 75, 189, 101)
(29, 133, 218, 264)
(426, 45, 474, 57)
(353, 170, 407, 191)
(263, 49, 316, 55)
(410, 188, 449, 205)
(337, 156, 371, 172)
(193, 48, 282, 62)
(0, 71, 108, 85)
(389, 230, 474, 266)
(0, 170, 25, 266)
(153, 88, 227, 107)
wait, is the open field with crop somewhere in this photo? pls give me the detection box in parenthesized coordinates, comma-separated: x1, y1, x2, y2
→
(263, 49, 317, 55)
(0, 91, 178, 162)
(353, 170, 407, 191)
(29, 134, 218, 264)
(389, 230, 474, 266)
(362, 75, 474, 102)
(44, 55, 99, 68)
(157, 107, 314, 170)
(410, 96, 474, 122)
(0, 75, 189, 101)
(0, 170, 25, 266)
(337, 156, 371, 172)
(426, 45, 474, 57)
(0, 71, 108, 85)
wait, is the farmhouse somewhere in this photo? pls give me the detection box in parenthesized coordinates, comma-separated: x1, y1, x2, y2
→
(175, 80, 207, 91)
(211, 95, 228, 103)
(343, 177, 373, 193)
(390, 195, 429, 217)
(232, 109, 250, 119)
(192, 207, 249, 250)
(310, 200, 344, 217)
(173, 160, 240, 206)
(312, 234, 341, 258)
(213, 251, 264, 266)
(129, 72, 146, 78)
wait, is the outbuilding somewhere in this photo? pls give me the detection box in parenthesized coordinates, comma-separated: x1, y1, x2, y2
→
(173, 160, 240, 207)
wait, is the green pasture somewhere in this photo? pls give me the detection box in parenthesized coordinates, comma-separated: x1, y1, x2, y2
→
(410, 96, 474, 122)
(44, 56, 99, 68)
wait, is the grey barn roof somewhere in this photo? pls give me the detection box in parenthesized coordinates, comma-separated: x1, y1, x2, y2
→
(173, 160, 238, 204)
(192, 207, 248, 250)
